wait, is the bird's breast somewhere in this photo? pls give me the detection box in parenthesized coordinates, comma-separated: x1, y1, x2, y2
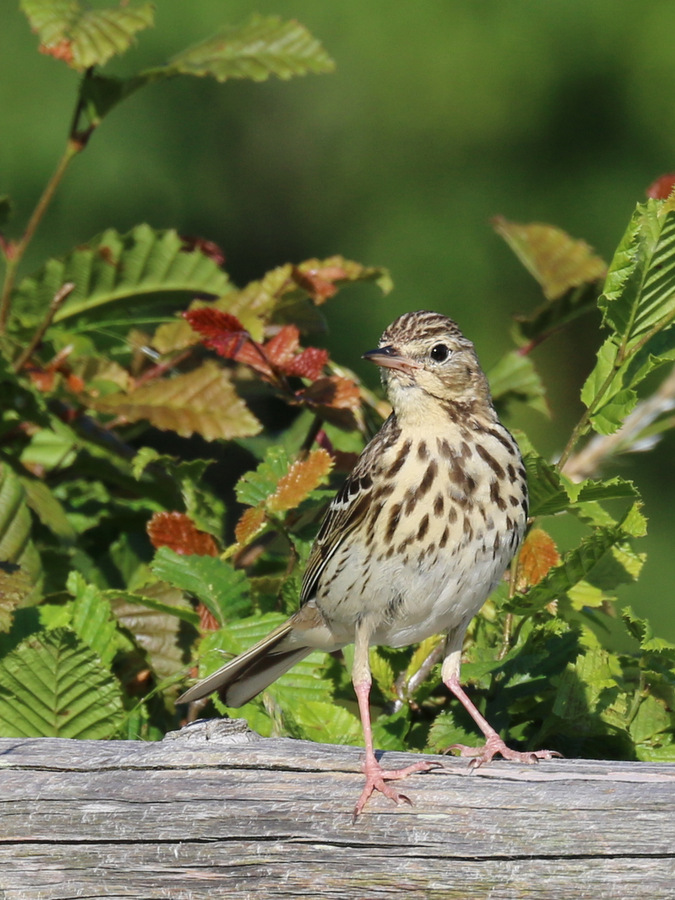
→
(314, 421, 528, 647)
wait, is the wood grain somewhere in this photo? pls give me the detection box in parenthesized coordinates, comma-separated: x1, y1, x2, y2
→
(1, 719, 674, 899)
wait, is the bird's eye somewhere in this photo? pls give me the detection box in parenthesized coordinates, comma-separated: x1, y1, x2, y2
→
(430, 343, 450, 362)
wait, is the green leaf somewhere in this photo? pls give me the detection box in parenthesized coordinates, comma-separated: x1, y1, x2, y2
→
(164, 15, 334, 83)
(95, 361, 261, 441)
(0, 463, 42, 600)
(20, 0, 154, 71)
(66, 572, 120, 667)
(581, 198, 675, 434)
(151, 546, 249, 625)
(508, 503, 645, 613)
(20, 477, 78, 545)
(622, 607, 675, 656)
(235, 446, 291, 507)
(10, 225, 232, 334)
(600, 198, 675, 342)
(285, 700, 362, 746)
(493, 217, 606, 302)
(488, 350, 548, 415)
(0, 628, 124, 738)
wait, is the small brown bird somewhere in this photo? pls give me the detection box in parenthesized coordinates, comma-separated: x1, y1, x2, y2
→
(178, 310, 557, 816)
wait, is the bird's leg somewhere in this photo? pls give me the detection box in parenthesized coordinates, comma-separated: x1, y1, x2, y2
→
(352, 622, 437, 819)
(441, 640, 561, 767)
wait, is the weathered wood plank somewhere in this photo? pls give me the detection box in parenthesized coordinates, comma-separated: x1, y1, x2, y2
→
(1, 720, 674, 899)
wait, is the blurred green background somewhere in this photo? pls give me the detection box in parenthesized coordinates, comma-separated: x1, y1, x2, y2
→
(2, 1, 674, 637)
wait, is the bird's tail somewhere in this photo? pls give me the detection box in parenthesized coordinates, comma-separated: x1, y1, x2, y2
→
(177, 619, 313, 708)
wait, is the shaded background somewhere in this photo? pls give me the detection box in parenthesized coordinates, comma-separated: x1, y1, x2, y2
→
(2, 1, 674, 637)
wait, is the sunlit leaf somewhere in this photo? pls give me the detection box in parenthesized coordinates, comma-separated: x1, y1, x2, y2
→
(66, 572, 119, 667)
(235, 446, 291, 508)
(11, 225, 231, 334)
(234, 506, 268, 546)
(493, 217, 606, 301)
(517, 528, 561, 590)
(95, 361, 261, 441)
(165, 15, 334, 83)
(286, 700, 362, 746)
(0, 628, 124, 738)
(151, 546, 249, 625)
(21, 0, 154, 71)
(267, 448, 333, 512)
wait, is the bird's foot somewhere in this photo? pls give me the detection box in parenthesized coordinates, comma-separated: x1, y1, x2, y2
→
(445, 733, 562, 770)
(352, 757, 441, 820)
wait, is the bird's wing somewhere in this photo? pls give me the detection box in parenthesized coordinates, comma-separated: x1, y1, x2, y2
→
(299, 460, 375, 605)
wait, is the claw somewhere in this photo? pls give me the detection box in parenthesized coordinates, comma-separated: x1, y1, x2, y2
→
(445, 734, 562, 768)
(352, 758, 440, 820)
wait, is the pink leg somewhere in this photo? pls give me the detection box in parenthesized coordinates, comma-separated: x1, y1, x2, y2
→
(444, 672, 561, 767)
(352, 677, 439, 819)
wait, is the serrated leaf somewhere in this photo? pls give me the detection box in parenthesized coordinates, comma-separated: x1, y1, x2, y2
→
(151, 546, 249, 625)
(551, 648, 624, 726)
(369, 647, 397, 701)
(493, 217, 606, 301)
(20, 477, 77, 544)
(508, 503, 645, 614)
(234, 506, 268, 546)
(488, 350, 548, 415)
(0, 463, 42, 599)
(581, 199, 675, 434)
(66, 572, 119, 667)
(0, 566, 33, 631)
(285, 700, 362, 746)
(517, 528, 561, 590)
(0, 628, 124, 738)
(622, 607, 675, 655)
(110, 583, 196, 683)
(96, 361, 261, 441)
(235, 446, 291, 507)
(20, 0, 154, 71)
(267, 449, 333, 512)
(165, 15, 334, 83)
(10, 225, 231, 334)
(147, 511, 219, 557)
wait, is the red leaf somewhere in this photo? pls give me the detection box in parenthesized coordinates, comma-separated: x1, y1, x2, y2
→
(285, 346, 329, 380)
(646, 174, 675, 200)
(184, 308, 273, 377)
(264, 325, 300, 367)
(147, 512, 219, 557)
(184, 308, 244, 340)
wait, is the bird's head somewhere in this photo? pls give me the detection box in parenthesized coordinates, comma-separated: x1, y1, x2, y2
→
(363, 310, 493, 424)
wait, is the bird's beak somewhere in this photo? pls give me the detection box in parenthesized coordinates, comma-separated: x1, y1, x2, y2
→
(362, 345, 422, 373)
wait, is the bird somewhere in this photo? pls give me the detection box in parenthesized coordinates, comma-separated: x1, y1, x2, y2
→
(177, 310, 558, 817)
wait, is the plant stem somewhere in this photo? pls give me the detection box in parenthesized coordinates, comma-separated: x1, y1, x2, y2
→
(12, 282, 75, 373)
(0, 139, 81, 333)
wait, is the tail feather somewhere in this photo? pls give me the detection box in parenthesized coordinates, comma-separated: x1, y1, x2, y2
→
(177, 619, 311, 708)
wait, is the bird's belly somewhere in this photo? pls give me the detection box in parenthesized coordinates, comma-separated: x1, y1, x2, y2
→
(315, 530, 519, 648)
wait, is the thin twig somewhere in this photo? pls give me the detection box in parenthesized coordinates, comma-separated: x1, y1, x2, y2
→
(12, 282, 76, 373)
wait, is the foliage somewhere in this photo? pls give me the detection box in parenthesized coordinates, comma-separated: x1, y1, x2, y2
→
(1, 1, 674, 764)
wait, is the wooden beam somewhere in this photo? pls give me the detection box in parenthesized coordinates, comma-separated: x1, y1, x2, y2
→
(1, 719, 674, 899)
